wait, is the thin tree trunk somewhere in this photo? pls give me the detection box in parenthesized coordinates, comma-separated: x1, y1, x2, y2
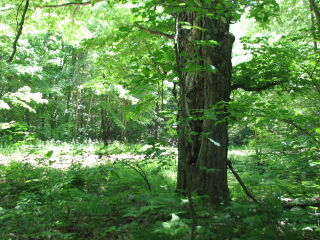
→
(73, 67, 81, 141)
(101, 108, 108, 143)
(154, 102, 159, 140)
(101, 95, 109, 144)
(85, 93, 94, 136)
(161, 78, 164, 110)
(66, 90, 71, 122)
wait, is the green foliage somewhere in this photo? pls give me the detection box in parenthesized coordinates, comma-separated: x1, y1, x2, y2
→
(2, 86, 48, 112)
(0, 141, 318, 239)
(0, 121, 36, 146)
(0, 141, 179, 239)
(0, 0, 319, 239)
(0, 1, 177, 143)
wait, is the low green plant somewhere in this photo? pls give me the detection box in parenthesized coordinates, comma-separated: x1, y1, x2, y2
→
(0, 141, 318, 239)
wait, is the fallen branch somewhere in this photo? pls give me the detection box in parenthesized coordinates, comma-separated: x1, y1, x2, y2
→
(8, 0, 29, 63)
(227, 160, 260, 204)
(283, 200, 320, 209)
(40, 0, 104, 8)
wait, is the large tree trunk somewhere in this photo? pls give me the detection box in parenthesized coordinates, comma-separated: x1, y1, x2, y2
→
(176, 12, 234, 206)
(309, 0, 320, 25)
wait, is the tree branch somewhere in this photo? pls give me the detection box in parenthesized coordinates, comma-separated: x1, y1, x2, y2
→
(282, 119, 320, 146)
(40, 0, 104, 8)
(297, 58, 320, 95)
(8, 0, 29, 63)
(227, 160, 260, 204)
(230, 81, 279, 92)
(136, 25, 174, 40)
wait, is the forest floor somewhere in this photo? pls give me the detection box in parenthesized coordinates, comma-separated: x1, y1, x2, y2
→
(0, 141, 253, 169)
(0, 152, 142, 169)
(0, 141, 146, 169)
(0, 141, 318, 240)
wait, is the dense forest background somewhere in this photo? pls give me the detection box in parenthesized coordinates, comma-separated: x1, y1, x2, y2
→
(0, 0, 319, 239)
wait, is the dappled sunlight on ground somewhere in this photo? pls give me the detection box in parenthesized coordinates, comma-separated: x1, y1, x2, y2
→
(228, 149, 254, 157)
(0, 153, 143, 169)
(0, 148, 251, 169)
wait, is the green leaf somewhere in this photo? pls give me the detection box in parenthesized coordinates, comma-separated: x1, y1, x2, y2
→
(200, 166, 220, 172)
(44, 150, 54, 158)
(193, 40, 220, 47)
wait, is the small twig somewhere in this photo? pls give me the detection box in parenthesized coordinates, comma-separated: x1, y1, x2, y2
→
(227, 160, 260, 204)
(8, 0, 29, 63)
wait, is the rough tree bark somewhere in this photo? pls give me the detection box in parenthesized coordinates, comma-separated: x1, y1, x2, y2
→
(309, 0, 320, 25)
(176, 11, 234, 206)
